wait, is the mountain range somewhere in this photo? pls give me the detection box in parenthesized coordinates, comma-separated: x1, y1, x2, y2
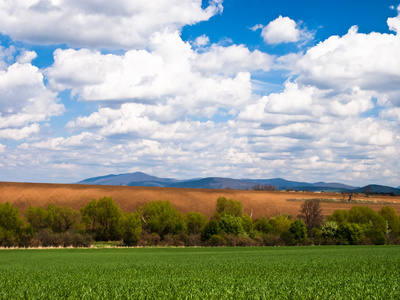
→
(77, 172, 400, 194)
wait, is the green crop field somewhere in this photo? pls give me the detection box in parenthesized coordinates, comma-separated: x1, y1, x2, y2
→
(0, 246, 399, 299)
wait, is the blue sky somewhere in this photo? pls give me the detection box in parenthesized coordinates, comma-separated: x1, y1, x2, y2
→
(0, 0, 399, 187)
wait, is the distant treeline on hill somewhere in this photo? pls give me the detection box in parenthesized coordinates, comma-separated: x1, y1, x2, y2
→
(1, 197, 399, 248)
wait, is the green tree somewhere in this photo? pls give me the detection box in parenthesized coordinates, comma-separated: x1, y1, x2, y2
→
(321, 221, 338, 239)
(0, 202, 25, 246)
(254, 217, 273, 234)
(379, 206, 400, 236)
(338, 223, 364, 245)
(25, 206, 47, 232)
(348, 206, 387, 244)
(201, 220, 219, 241)
(269, 214, 292, 234)
(140, 201, 183, 238)
(218, 214, 244, 235)
(186, 212, 207, 235)
(327, 210, 349, 225)
(81, 197, 124, 241)
(46, 205, 80, 233)
(122, 212, 142, 246)
(241, 214, 253, 234)
(289, 219, 307, 243)
(213, 197, 243, 220)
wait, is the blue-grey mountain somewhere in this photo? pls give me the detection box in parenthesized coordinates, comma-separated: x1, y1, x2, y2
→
(77, 172, 370, 192)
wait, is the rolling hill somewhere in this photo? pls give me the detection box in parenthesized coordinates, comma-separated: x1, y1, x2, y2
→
(2, 182, 400, 219)
(353, 185, 400, 195)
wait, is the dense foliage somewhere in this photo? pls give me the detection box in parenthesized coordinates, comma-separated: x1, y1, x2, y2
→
(0, 246, 399, 299)
(0, 196, 400, 247)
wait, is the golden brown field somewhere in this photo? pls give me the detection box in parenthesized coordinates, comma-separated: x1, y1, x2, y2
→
(1, 181, 400, 218)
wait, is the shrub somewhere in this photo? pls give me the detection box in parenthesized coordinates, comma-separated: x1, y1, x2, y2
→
(281, 231, 295, 246)
(204, 234, 226, 247)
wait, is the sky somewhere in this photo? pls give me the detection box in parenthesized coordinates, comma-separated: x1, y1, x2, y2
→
(0, 0, 399, 187)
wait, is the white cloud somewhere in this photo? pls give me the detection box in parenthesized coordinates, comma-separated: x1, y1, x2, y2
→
(29, 132, 104, 150)
(193, 35, 210, 47)
(380, 107, 400, 121)
(0, 51, 64, 137)
(46, 32, 269, 118)
(0, 0, 223, 49)
(387, 5, 400, 33)
(291, 25, 400, 107)
(194, 44, 273, 75)
(249, 24, 264, 31)
(261, 16, 312, 44)
(16, 50, 37, 64)
(0, 123, 40, 140)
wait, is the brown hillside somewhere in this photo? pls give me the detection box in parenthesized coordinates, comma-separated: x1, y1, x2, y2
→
(1, 182, 400, 218)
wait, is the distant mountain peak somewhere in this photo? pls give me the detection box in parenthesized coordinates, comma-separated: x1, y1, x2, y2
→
(76, 172, 375, 192)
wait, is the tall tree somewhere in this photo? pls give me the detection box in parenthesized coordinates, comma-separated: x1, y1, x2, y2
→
(213, 197, 243, 220)
(186, 212, 207, 235)
(0, 202, 25, 246)
(140, 200, 184, 238)
(298, 200, 323, 231)
(80, 197, 123, 241)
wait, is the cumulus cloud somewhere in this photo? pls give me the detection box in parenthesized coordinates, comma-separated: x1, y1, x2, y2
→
(0, 0, 223, 49)
(28, 132, 104, 150)
(193, 35, 210, 47)
(46, 32, 271, 118)
(193, 44, 273, 75)
(0, 123, 40, 140)
(0, 50, 64, 138)
(290, 25, 400, 107)
(261, 16, 312, 44)
(387, 5, 400, 33)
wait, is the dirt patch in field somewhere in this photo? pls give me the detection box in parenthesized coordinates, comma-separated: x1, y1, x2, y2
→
(1, 182, 400, 218)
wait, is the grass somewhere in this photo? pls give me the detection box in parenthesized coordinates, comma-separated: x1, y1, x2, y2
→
(0, 246, 399, 299)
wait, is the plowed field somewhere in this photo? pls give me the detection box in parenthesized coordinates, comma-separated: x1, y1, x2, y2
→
(1, 181, 400, 218)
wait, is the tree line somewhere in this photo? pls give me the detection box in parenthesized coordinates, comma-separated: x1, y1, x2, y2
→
(0, 197, 399, 247)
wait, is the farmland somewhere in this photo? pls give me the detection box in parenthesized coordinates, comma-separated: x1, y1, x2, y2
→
(0, 246, 399, 299)
(1, 181, 400, 218)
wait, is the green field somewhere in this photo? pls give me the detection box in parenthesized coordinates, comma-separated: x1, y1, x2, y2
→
(0, 246, 399, 299)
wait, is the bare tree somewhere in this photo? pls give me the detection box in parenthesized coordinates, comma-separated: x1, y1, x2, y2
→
(298, 200, 323, 231)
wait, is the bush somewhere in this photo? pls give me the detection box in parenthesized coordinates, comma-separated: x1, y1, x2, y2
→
(187, 234, 201, 246)
(204, 234, 226, 247)
(263, 233, 283, 246)
(281, 231, 295, 246)
(236, 235, 257, 247)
